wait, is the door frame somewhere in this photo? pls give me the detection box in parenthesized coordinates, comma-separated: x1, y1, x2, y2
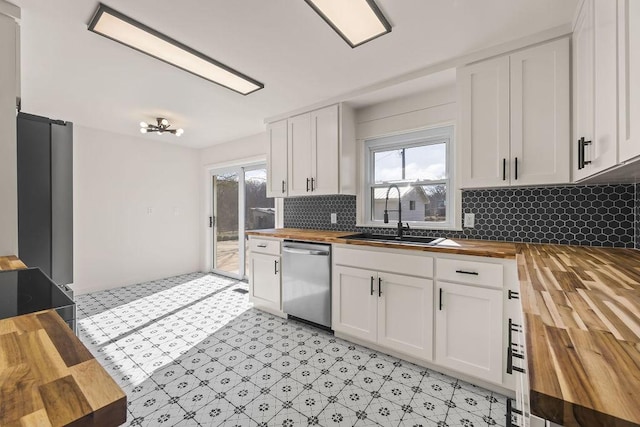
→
(205, 157, 279, 279)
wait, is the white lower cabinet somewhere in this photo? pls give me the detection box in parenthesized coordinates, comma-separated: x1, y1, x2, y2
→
(248, 238, 282, 314)
(332, 266, 378, 343)
(435, 281, 503, 383)
(377, 272, 433, 361)
(332, 265, 434, 361)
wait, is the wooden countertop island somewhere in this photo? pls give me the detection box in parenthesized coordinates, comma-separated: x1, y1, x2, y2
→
(0, 255, 27, 271)
(517, 244, 640, 427)
(0, 310, 127, 426)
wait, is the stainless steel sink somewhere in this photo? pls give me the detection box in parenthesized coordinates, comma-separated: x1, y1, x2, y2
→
(339, 233, 445, 246)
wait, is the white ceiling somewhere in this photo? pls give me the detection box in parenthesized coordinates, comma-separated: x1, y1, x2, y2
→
(13, 0, 578, 148)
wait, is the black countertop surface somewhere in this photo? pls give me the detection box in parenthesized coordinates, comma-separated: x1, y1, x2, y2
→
(0, 267, 74, 320)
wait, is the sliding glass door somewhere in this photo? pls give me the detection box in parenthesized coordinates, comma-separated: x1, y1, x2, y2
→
(211, 165, 274, 278)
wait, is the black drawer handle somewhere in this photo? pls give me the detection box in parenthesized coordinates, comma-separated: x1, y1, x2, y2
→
(370, 276, 374, 296)
(506, 398, 522, 427)
(257, 243, 268, 248)
(311, 177, 315, 191)
(378, 277, 382, 297)
(439, 288, 443, 310)
(455, 270, 479, 276)
(502, 158, 506, 181)
(282, 180, 286, 193)
(508, 290, 520, 300)
(514, 157, 518, 180)
(274, 260, 279, 274)
(306, 178, 310, 192)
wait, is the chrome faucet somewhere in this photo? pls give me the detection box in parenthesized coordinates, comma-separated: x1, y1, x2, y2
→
(383, 184, 410, 239)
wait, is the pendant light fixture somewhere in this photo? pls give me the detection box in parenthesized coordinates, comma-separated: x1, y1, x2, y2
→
(140, 118, 184, 136)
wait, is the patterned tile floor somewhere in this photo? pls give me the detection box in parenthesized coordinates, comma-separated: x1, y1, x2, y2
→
(76, 272, 508, 427)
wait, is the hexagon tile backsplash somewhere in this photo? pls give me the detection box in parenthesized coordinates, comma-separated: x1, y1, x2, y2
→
(283, 184, 639, 248)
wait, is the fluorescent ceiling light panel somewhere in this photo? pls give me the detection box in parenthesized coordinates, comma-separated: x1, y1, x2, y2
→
(88, 4, 263, 95)
(305, 0, 391, 47)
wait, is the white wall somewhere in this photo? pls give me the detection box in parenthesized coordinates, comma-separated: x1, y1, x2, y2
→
(199, 132, 267, 272)
(0, 5, 19, 256)
(74, 126, 201, 294)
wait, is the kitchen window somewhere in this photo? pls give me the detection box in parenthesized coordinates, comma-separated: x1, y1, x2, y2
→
(363, 125, 455, 229)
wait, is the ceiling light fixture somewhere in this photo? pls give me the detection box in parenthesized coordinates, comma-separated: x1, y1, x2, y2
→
(140, 118, 184, 136)
(88, 3, 264, 95)
(304, 0, 391, 48)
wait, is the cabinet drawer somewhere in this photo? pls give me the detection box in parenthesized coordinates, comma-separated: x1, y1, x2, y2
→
(437, 258, 503, 288)
(334, 246, 433, 278)
(249, 238, 281, 255)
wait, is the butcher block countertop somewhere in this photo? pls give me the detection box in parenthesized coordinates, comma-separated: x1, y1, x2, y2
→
(248, 229, 640, 426)
(0, 255, 27, 271)
(518, 243, 640, 427)
(246, 228, 518, 259)
(0, 310, 127, 426)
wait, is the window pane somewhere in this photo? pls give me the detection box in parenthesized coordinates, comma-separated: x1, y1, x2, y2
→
(374, 149, 403, 183)
(423, 184, 447, 222)
(405, 143, 447, 181)
(371, 184, 446, 222)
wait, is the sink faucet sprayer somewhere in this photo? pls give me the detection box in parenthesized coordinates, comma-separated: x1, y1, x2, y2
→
(383, 184, 410, 239)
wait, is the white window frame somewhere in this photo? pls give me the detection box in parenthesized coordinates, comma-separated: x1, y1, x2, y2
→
(360, 125, 459, 230)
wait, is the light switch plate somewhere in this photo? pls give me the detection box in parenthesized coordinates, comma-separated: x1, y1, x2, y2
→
(331, 213, 337, 224)
(464, 213, 475, 228)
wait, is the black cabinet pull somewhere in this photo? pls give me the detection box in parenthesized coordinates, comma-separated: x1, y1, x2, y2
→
(508, 290, 520, 300)
(583, 138, 592, 166)
(578, 138, 584, 170)
(514, 157, 518, 180)
(370, 276, 374, 296)
(282, 180, 286, 193)
(378, 277, 382, 297)
(506, 399, 522, 427)
(455, 270, 479, 276)
(311, 177, 315, 191)
(274, 260, 279, 274)
(502, 158, 506, 181)
(306, 178, 310, 192)
(439, 288, 443, 310)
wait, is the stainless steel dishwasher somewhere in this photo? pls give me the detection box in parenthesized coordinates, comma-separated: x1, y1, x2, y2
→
(282, 241, 331, 328)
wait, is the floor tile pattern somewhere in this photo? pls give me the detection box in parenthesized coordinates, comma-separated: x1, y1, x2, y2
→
(76, 273, 509, 426)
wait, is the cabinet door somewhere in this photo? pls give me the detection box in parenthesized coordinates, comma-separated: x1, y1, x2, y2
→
(458, 56, 511, 188)
(287, 113, 313, 196)
(435, 282, 503, 383)
(573, 0, 595, 181)
(249, 253, 281, 311)
(311, 104, 339, 195)
(510, 38, 570, 186)
(573, 0, 619, 181)
(266, 119, 288, 197)
(377, 273, 433, 361)
(618, 0, 640, 162)
(332, 266, 377, 343)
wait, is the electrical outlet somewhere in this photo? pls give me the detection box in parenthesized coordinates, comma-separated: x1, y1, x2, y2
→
(330, 213, 337, 224)
(464, 213, 475, 228)
(147, 207, 154, 215)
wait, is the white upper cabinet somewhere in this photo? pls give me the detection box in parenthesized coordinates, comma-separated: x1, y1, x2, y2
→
(510, 38, 570, 186)
(618, 0, 640, 162)
(266, 103, 355, 198)
(311, 105, 340, 195)
(573, 0, 619, 180)
(458, 38, 570, 188)
(459, 56, 511, 188)
(266, 119, 288, 198)
(287, 112, 313, 196)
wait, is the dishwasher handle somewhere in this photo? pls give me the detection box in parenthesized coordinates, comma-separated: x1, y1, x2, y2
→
(283, 247, 330, 256)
